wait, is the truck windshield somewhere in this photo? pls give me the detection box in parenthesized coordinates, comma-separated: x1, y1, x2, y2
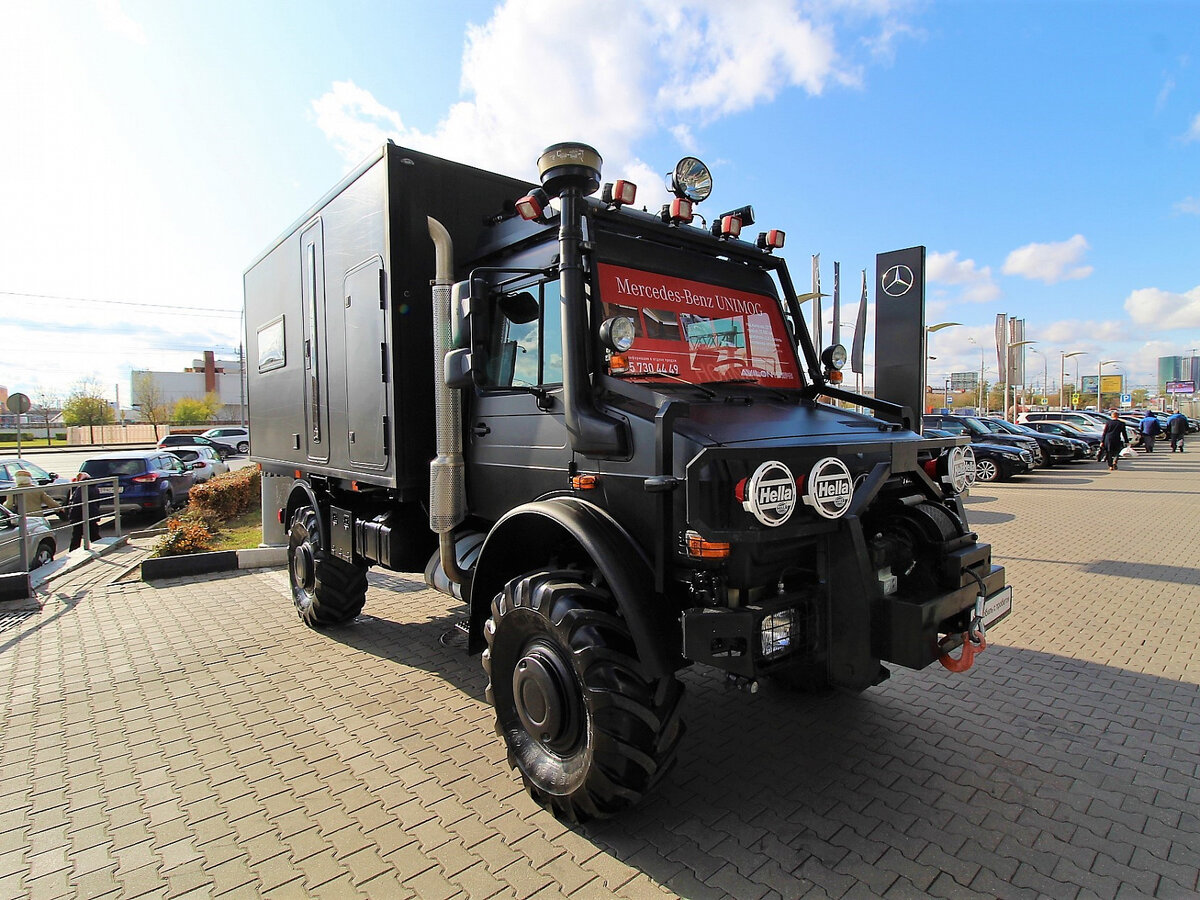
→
(595, 262, 803, 389)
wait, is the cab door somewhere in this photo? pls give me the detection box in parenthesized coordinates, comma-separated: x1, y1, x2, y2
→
(466, 276, 571, 521)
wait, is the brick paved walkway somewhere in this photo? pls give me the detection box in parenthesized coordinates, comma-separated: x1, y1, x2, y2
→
(2, 452, 1199, 898)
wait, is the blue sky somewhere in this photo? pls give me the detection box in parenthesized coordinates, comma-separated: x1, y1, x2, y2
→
(1, 0, 1197, 406)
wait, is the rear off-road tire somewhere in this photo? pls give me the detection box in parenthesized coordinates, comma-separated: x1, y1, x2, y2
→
(483, 570, 684, 822)
(287, 505, 368, 628)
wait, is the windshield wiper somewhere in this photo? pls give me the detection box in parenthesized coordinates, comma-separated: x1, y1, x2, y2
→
(613, 370, 717, 399)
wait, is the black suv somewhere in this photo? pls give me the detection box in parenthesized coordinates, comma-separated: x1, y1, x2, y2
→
(923, 414, 1044, 465)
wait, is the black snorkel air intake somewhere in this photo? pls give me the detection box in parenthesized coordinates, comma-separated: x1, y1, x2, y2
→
(537, 143, 627, 458)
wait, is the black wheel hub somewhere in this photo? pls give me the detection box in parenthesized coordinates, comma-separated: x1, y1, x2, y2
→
(512, 641, 582, 754)
(291, 542, 315, 592)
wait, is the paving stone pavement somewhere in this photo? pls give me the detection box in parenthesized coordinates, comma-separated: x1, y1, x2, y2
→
(1, 451, 1199, 899)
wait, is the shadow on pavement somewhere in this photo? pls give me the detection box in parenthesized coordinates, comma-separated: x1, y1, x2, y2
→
(308, 569, 1198, 897)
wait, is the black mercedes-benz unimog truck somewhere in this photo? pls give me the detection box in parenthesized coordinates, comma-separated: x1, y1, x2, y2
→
(244, 140, 1012, 821)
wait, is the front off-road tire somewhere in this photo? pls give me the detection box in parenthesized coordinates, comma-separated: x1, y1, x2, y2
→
(483, 570, 684, 822)
(287, 505, 367, 628)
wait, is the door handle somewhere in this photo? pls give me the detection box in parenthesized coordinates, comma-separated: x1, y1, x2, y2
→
(472, 422, 491, 437)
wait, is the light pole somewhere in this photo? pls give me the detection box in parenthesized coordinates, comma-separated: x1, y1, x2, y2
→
(925, 323, 960, 413)
(1030, 348, 1049, 407)
(1061, 350, 1085, 410)
(1006, 339, 1036, 421)
(968, 336, 986, 412)
(1098, 359, 1119, 411)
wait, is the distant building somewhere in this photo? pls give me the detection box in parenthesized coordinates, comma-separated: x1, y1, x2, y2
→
(1157, 354, 1200, 393)
(133, 350, 245, 423)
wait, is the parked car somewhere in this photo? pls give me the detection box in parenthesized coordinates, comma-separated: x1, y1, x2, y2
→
(79, 451, 197, 516)
(0, 506, 56, 572)
(923, 414, 1045, 465)
(982, 418, 1079, 464)
(926, 428, 1035, 482)
(167, 446, 229, 483)
(1019, 411, 1108, 430)
(157, 433, 233, 459)
(0, 458, 72, 506)
(202, 426, 250, 455)
(1027, 420, 1102, 455)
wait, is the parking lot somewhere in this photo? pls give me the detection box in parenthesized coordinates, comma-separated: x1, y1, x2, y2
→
(2, 451, 1199, 899)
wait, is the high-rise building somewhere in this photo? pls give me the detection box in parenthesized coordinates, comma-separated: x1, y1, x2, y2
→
(1157, 355, 1200, 392)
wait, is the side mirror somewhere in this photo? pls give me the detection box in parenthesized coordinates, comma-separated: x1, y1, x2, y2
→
(444, 348, 474, 389)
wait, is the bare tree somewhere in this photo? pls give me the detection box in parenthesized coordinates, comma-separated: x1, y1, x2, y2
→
(31, 389, 61, 447)
(132, 371, 171, 439)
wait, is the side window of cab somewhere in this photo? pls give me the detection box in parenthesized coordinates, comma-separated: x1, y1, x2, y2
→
(485, 279, 562, 389)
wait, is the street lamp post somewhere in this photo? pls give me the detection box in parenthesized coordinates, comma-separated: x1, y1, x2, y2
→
(925, 322, 960, 414)
(1030, 349, 1049, 407)
(1005, 339, 1037, 422)
(1061, 350, 1085, 411)
(968, 336, 986, 412)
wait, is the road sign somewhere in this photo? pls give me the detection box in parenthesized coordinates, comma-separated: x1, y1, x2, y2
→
(6, 392, 30, 414)
(1072, 392, 1081, 406)
(1120, 393, 1132, 407)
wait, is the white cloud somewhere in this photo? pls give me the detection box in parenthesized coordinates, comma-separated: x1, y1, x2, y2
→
(1156, 76, 1175, 113)
(96, 0, 147, 45)
(311, 81, 406, 169)
(926, 250, 1000, 303)
(311, 0, 889, 179)
(1175, 196, 1200, 215)
(1039, 319, 1127, 344)
(1002, 234, 1093, 284)
(1184, 112, 1200, 143)
(1124, 284, 1200, 330)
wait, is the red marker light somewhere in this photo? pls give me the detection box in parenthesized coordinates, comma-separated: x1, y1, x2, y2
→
(669, 198, 693, 224)
(720, 215, 742, 238)
(612, 180, 637, 206)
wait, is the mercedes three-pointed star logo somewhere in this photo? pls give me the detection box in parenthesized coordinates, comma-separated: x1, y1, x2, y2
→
(882, 264, 914, 297)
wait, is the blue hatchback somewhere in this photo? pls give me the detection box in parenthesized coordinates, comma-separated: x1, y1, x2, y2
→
(79, 451, 197, 515)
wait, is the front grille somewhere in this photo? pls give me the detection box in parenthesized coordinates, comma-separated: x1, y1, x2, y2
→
(1019, 450, 1033, 463)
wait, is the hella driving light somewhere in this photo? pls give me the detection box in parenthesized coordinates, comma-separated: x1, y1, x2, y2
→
(822, 344, 847, 370)
(667, 156, 712, 203)
(760, 609, 794, 659)
(599, 316, 636, 353)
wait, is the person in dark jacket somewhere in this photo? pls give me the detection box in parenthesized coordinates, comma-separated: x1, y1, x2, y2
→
(67, 473, 101, 550)
(1139, 411, 1163, 453)
(1101, 411, 1128, 471)
(1167, 411, 1188, 452)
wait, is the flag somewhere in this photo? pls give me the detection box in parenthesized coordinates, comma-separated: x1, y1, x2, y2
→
(995, 313, 1007, 383)
(812, 254, 822, 349)
(832, 262, 841, 346)
(850, 269, 868, 375)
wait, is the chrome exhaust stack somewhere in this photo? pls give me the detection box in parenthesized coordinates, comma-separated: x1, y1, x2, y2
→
(427, 216, 466, 584)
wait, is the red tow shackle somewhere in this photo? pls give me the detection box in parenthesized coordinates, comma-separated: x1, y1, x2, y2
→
(938, 631, 986, 672)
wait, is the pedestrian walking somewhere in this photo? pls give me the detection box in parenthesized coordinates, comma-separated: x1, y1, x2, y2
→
(1167, 410, 1188, 452)
(1101, 410, 1128, 470)
(1138, 410, 1162, 453)
(67, 473, 101, 550)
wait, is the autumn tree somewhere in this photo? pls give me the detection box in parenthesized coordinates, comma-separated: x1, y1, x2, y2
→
(63, 378, 114, 443)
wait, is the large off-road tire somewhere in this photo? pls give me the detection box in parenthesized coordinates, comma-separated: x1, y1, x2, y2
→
(483, 570, 684, 822)
(288, 506, 368, 628)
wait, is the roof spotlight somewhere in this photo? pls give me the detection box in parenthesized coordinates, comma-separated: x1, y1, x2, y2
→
(666, 156, 712, 203)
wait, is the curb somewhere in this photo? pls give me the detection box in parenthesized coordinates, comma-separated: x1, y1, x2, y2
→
(141, 545, 287, 581)
(0, 536, 130, 604)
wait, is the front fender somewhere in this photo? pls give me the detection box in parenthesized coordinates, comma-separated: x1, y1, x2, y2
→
(468, 497, 677, 679)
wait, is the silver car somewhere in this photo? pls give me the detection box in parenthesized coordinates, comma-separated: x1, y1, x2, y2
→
(0, 507, 56, 572)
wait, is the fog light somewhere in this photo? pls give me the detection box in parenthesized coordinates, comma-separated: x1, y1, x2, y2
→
(760, 609, 795, 659)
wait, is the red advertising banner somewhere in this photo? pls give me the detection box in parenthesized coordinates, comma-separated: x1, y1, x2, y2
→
(596, 263, 801, 388)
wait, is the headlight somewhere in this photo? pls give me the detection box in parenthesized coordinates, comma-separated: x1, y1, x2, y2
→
(666, 156, 713, 203)
(821, 344, 847, 370)
(599, 316, 636, 353)
(761, 609, 794, 659)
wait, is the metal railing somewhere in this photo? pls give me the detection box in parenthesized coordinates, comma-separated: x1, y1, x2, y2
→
(1, 477, 122, 572)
